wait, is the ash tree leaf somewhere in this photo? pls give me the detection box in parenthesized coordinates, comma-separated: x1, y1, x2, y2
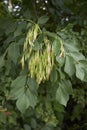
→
(26, 77, 38, 108)
(80, 60, 87, 66)
(26, 88, 37, 108)
(8, 42, 20, 64)
(16, 93, 30, 113)
(58, 69, 65, 80)
(63, 37, 80, 52)
(11, 76, 38, 112)
(64, 43, 78, 52)
(52, 39, 61, 56)
(10, 86, 24, 100)
(64, 80, 73, 94)
(14, 21, 27, 37)
(64, 55, 75, 76)
(27, 78, 39, 93)
(38, 15, 49, 25)
(11, 77, 38, 112)
(6, 21, 17, 35)
(70, 52, 85, 61)
(79, 60, 87, 82)
(56, 56, 65, 67)
(10, 76, 26, 99)
(50, 67, 58, 82)
(56, 80, 73, 106)
(75, 63, 85, 81)
(11, 76, 26, 88)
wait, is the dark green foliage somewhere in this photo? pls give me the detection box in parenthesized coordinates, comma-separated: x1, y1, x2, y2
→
(0, 0, 87, 129)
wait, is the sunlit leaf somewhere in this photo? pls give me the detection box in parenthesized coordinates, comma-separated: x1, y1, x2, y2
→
(64, 55, 75, 76)
(75, 63, 85, 81)
(70, 52, 85, 61)
(16, 93, 29, 113)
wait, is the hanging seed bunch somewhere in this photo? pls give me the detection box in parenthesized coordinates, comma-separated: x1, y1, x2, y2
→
(28, 38, 54, 84)
(21, 24, 54, 84)
(21, 24, 39, 68)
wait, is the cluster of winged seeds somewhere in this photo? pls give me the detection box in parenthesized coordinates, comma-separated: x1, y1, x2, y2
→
(21, 24, 54, 84)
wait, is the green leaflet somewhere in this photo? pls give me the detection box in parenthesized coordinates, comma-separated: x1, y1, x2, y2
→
(10, 86, 24, 100)
(64, 54, 87, 81)
(56, 80, 73, 106)
(52, 39, 61, 56)
(58, 69, 65, 80)
(80, 60, 87, 82)
(75, 62, 85, 81)
(10, 76, 38, 113)
(50, 67, 58, 82)
(27, 78, 39, 92)
(70, 52, 85, 61)
(63, 37, 80, 52)
(16, 93, 30, 113)
(5, 21, 17, 35)
(38, 15, 49, 25)
(11, 76, 26, 89)
(27, 78, 38, 108)
(10, 76, 26, 99)
(8, 42, 20, 64)
(26, 88, 37, 108)
(13, 87, 37, 113)
(56, 56, 65, 67)
(14, 21, 27, 37)
(64, 55, 75, 76)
